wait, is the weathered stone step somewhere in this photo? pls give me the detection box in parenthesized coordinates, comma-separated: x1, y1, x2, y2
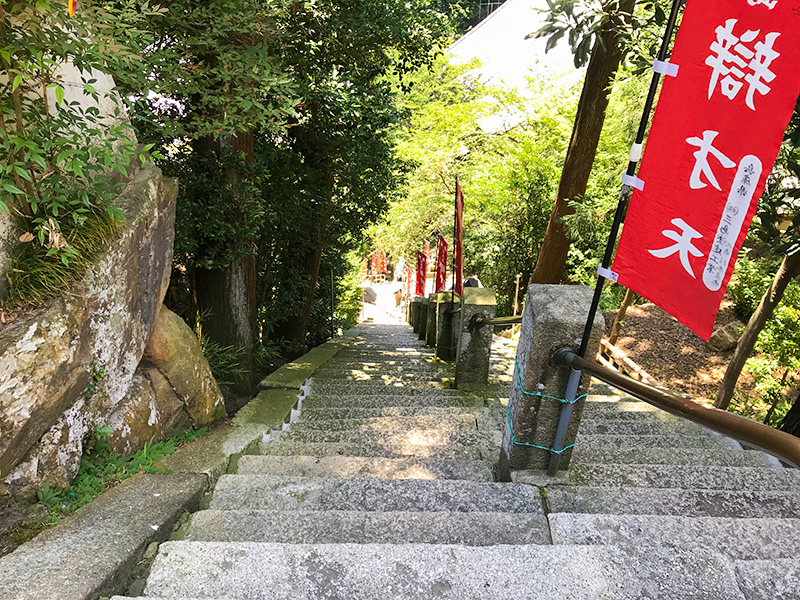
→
(289, 415, 478, 432)
(574, 433, 737, 450)
(571, 446, 780, 467)
(309, 379, 447, 390)
(558, 464, 800, 491)
(208, 475, 543, 513)
(734, 559, 799, 600)
(300, 406, 488, 421)
(545, 487, 800, 518)
(259, 439, 486, 460)
(577, 419, 706, 436)
(582, 400, 666, 417)
(185, 510, 550, 545)
(271, 429, 500, 451)
(310, 371, 444, 383)
(322, 358, 437, 368)
(142, 542, 742, 599)
(235, 455, 494, 481)
(548, 513, 800, 560)
(302, 393, 484, 409)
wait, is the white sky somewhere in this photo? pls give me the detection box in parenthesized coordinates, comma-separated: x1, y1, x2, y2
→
(448, 0, 583, 95)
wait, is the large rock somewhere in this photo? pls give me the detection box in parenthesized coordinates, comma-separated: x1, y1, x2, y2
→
(142, 305, 225, 427)
(707, 321, 745, 352)
(0, 164, 177, 497)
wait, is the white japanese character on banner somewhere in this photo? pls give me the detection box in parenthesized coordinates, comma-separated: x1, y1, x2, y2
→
(747, 0, 777, 9)
(649, 218, 704, 278)
(705, 19, 780, 110)
(686, 130, 736, 190)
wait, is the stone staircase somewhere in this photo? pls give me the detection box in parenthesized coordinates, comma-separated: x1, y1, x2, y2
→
(112, 322, 800, 599)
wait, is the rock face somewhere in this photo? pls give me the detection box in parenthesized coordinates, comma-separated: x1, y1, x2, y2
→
(707, 321, 745, 352)
(0, 164, 185, 497)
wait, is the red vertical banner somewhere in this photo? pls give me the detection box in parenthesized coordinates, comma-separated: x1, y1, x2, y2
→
(454, 179, 464, 296)
(416, 250, 428, 296)
(612, 0, 800, 340)
(406, 265, 414, 299)
(361, 258, 368, 279)
(380, 251, 387, 274)
(435, 234, 448, 292)
(370, 253, 378, 276)
(424, 240, 431, 259)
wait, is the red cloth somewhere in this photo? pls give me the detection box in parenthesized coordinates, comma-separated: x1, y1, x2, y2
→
(435, 234, 448, 292)
(370, 253, 378, 276)
(613, 0, 800, 340)
(416, 250, 428, 296)
(454, 180, 464, 296)
(380, 251, 387, 274)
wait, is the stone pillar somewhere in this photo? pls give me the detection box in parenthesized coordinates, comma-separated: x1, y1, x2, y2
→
(418, 297, 429, 341)
(410, 297, 423, 332)
(425, 293, 440, 347)
(455, 288, 496, 390)
(435, 293, 460, 360)
(501, 284, 605, 474)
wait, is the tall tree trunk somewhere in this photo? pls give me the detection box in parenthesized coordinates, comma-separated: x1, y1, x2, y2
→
(195, 254, 258, 399)
(531, 0, 635, 284)
(715, 252, 800, 410)
(192, 131, 259, 400)
(608, 286, 636, 346)
(779, 390, 800, 438)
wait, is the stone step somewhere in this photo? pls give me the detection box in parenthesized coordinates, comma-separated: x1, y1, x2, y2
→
(185, 510, 550, 545)
(545, 486, 800, 518)
(583, 400, 667, 417)
(548, 513, 800, 560)
(577, 418, 706, 436)
(301, 393, 484, 409)
(574, 433, 737, 450)
(299, 406, 488, 421)
(208, 475, 543, 513)
(321, 359, 437, 368)
(142, 542, 742, 599)
(734, 559, 798, 600)
(289, 415, 479, 432)
(571, 446, 780, 467)
(559, 464, 800, 491)
(259, 439, 486, 460)
(270, 429, 501, 452)
(310, 372, 444, 383)
(309, 380, 449, 391)
(235, 455, 494, 481)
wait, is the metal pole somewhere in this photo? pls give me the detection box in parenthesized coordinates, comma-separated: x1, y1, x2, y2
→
(330, 269, 336, 339)
(549, 0, 685, 475)
(513, 274, 521, 316)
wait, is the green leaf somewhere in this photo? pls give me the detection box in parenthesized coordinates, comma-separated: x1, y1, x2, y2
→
(12, 74, 22, 92)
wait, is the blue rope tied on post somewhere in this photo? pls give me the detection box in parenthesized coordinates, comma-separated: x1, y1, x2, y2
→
(507, 357, 589, 454)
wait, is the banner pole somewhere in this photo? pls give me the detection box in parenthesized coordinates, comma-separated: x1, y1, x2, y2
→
(576, 0, 684, 359)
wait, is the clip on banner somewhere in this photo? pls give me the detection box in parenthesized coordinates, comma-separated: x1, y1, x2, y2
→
(621, 173, 645, 191)
(629, 142, 643, 162)
(597, 265, 619, 283)
(653, 59, 680, 77)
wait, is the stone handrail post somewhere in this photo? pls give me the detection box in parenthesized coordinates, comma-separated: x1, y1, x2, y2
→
(410, 296, 423, 332)
(500, 284, 605, 477)
(435, 293, 460, 360)
(455, 287, 496, 390)
(417, 297, 429, 341)
(425, 293, 442, 347)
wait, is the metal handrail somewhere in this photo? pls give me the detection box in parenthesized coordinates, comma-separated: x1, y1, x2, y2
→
(554, 348, 800, 469)
(474, 315, 523, 327)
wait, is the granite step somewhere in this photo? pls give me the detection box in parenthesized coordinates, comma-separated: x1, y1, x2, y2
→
(301, 394, 484, 409)
(141, 542, 743, 599)
(289, 415, 479, 432)
(185, 510, 550, 545)
(573, 433, 738, 450)
(258, 439, 487, 460)
(309, 372, 444, 383)
(208, 475, 543, 513)
(545, 487, 800, 518)
(558, 464, 800, 491)
(308, 380, 449, 390)
(548, 513, 800, 560)
(270, 428, 500, 450)
(734, 559, 799, 600)
(235, 455, 494, 481)
(299, 406, 488, 421)
(577, 419, 706, 436)
(571, 446, 781, 467)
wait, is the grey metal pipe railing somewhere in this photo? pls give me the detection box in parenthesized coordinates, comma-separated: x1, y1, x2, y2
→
(473, 315, 523, 327)
(554, 347, 800, 469)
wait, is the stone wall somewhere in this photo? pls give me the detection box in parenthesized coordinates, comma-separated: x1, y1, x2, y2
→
(0, 164, 224, 498)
